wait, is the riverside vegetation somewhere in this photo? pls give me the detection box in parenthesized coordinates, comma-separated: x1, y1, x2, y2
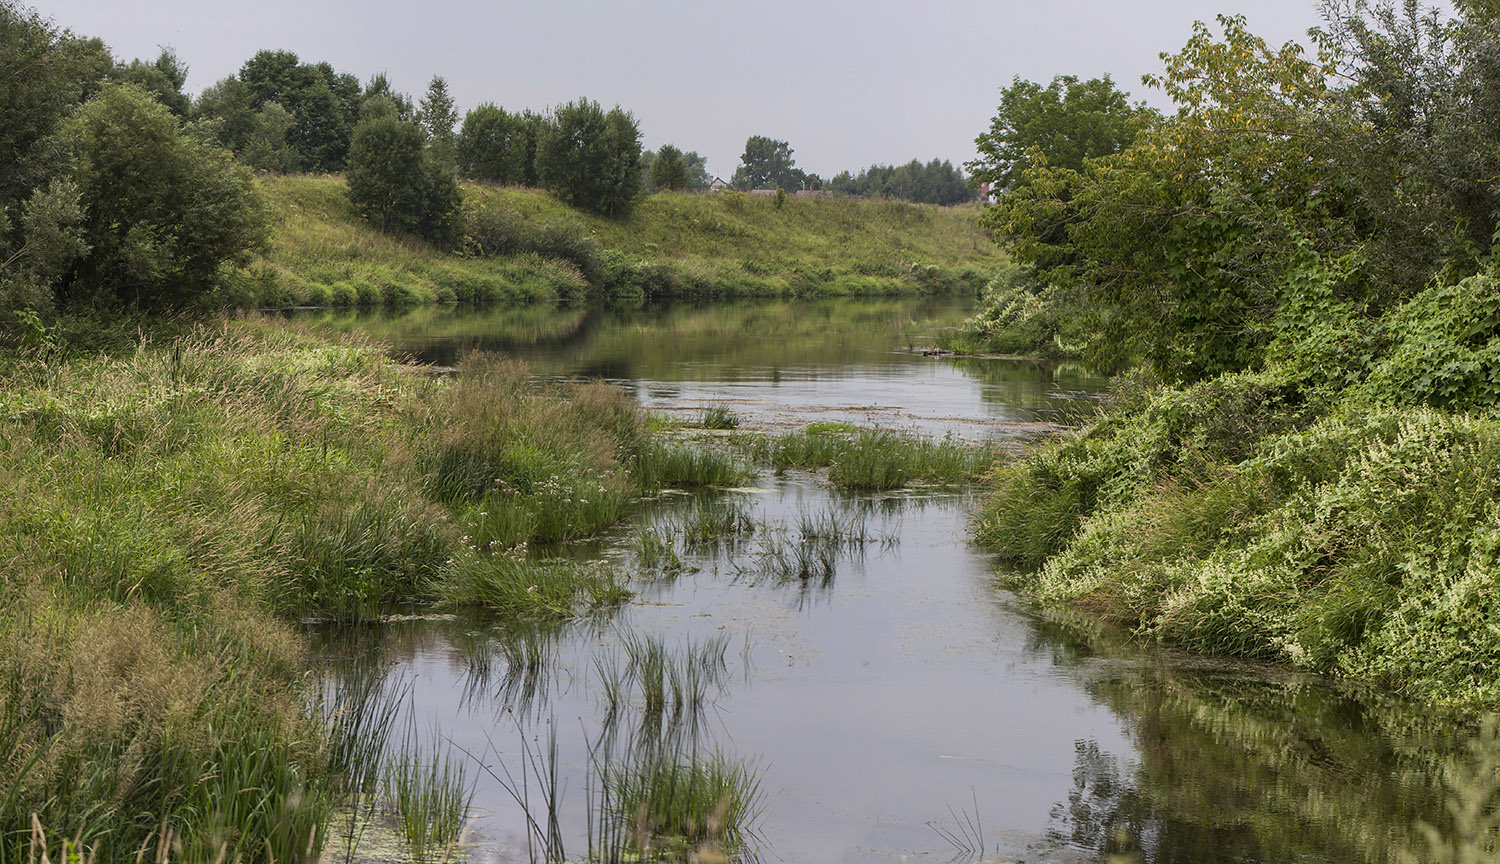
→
(0, 312, 1011, 862)
(963, 2, 1500, 708)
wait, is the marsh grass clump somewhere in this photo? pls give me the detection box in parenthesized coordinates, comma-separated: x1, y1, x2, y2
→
(679, 496, 757, 550)
(438, 553, 630, 619)
(615, 633, 731, 723)
(736, 505, 891, 587)
(419, 352, 642, 544)
(631, 526, 688, 575)
(631, 439, 752, 490)
(599, 747, 764, 860)
(697, 404, 741, 430)
(739, 424, 1004, 490)
(382, 723, 474, 862)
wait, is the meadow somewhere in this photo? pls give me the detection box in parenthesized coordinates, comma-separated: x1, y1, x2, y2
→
(237, 176, 997, 309)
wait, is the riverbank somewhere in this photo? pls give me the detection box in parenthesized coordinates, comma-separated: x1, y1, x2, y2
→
(976, 275, 1500, 706)
(0, 313, 1010, 862)
(238, 176, 997, 308)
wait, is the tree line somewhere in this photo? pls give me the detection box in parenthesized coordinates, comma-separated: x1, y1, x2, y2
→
(728, 134, 976, 204)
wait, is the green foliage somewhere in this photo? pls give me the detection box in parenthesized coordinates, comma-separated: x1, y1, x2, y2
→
(56, 83, 265, 310)
(828, 158, 976, 205)
(731, 135, 806, 191)
(346, 115, 461, 246)
(535, 98, 642, 216)
(941, 263, 1096, 357)
(0, 1, 109, 203)
(987, 16, 1346, 381)
(228, 49, 362, 173)
(108, 48, 188, 116)
(456, 102, 540, 185)
(969, 74, 1153, 192)
(1361, 271, 1500, 410)
(649, 143, 691, 192)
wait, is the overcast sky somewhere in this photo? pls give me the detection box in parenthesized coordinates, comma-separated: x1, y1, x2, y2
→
(32, 0, 1331, 180)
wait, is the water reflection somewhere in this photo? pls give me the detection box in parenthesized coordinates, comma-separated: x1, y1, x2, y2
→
(1024, 607, 1467, 864)
(304, 445, 1471, 861)
(293, 297, 1108, 438)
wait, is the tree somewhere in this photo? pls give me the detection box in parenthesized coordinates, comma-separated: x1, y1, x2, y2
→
(987, 16, 1348, 379)
(111, 48, 189, 115)
(225, 49, 361, 172)
(55, 83, 265, 309)
(731, 136, 805, 190)
(361, 72, 414, 121)
(346, 114, 460, 245)
(456, 103, 532, 184)
(419, 75, 458, 171)
(534, 98, 642, 216)
(0, 1, 110, 203)
(649, 144, 690, 191)
(969, 75, 1154, 192)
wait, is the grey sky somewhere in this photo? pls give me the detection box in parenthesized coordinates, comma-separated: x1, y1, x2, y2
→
(33, 0, 1329, 180)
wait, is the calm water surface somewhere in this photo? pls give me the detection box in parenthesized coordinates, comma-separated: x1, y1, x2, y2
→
(311, 298, 1460, 864)
(301, 296, 1106, 439)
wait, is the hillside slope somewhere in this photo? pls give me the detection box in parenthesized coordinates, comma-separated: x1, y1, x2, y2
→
(242, 176, 1000, 307)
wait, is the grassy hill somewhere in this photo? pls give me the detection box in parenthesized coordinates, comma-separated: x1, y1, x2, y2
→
(240, 175, 1000, 308)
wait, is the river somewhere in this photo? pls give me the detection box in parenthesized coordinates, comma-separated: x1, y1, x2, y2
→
(302, 296, 1463, 864)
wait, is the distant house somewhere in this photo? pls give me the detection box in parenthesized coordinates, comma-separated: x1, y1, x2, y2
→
(709, 176, 731, 191)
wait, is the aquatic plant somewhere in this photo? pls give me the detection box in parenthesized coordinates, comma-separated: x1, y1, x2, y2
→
(599, 746, 764, 860)
(698, 404, 741, 430)
(382, 722, 474, 862)
(437, 553, 630, 619)
(739, 424, 1005, 490)
(631, 439, 752, 489)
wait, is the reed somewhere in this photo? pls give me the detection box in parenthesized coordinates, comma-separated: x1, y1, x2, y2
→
(382, 722, 474, 862)
(697, 405, 741, 430)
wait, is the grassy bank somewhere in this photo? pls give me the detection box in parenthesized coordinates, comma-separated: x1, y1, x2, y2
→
(241, 175, 997, 308)
(978, 270, 1500, 705)
(0, 316, 745, 861)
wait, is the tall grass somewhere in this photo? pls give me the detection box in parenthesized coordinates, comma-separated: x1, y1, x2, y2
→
(738, 424, 1006, 490)
(603, 748, 764, 859)
(630, 439, 752, 490)
(436, 554, 630, 619)
(0, 318, 682, 860)
(383, 722, 474, 862)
